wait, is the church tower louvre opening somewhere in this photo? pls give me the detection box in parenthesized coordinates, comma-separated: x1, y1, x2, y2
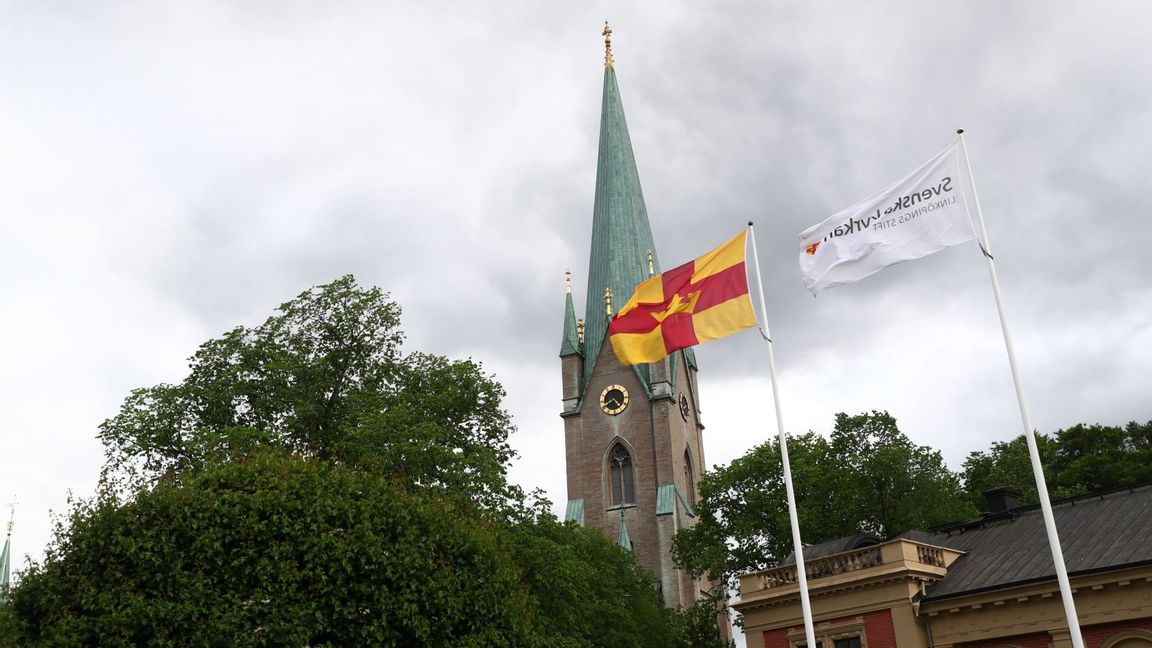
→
(559, 23, 710, 610)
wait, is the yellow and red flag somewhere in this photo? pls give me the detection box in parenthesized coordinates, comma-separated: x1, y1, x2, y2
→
(609, 231, 758, 365)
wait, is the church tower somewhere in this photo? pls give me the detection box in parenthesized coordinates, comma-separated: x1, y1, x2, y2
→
(560, 23, 707, 609)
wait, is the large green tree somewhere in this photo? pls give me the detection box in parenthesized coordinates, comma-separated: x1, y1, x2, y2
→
(4, 453, 533, 647)
(2, 452, 692, 647)
(672, 411, 975, 588)
(97, 275, 518, 511)
(2, 277, 716, 647)
(961, 419, 1152, 508)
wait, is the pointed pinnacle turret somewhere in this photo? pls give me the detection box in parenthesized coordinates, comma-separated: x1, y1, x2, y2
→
(560, 271, 581, 357)
(0, 497, 13, 598)
(617, 510, 631, 551)
(603, 21, 614, 67)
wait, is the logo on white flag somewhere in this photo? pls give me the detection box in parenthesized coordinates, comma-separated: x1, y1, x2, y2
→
(798, 140, 977, 294)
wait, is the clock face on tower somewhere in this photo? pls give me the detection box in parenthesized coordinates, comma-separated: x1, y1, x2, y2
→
(599, 384, 629, 415)
(679, 393, 690, 421)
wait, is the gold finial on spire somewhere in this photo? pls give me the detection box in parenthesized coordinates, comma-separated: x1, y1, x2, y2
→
(577, 318, 585, 344)
(604, 287, 613, 315)
(647, 249, 654, 276)
(565, 269, 572, 294)
(603, 21, 614, 67)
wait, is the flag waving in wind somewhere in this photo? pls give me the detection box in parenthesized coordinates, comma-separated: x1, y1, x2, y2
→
(799, 140, 977, 294)
(609, 231, 758, 365)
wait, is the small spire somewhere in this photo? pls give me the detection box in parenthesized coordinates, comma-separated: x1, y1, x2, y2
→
(603, 21, 614, 67)
(1, 496, 13, 598)
(561, 275, 581, 357)
(647, 249, 654, 276)
(604, 287, 613, 316)
(577, 318, 585, 344)
(617, 510, 632, 551)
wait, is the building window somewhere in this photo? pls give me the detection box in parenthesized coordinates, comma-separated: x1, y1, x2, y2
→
(683, 448, 696, 505)
(800, 640, 859, 648)
(609, 443, 635, 506)
(789, 619, 866, 648)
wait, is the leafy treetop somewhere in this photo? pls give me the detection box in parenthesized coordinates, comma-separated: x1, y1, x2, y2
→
(672, 411, 975, 589)
(961, 419, 1152, 508)
(97, 275, 519, 510)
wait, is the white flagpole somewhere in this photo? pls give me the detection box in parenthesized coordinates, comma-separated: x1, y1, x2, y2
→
(747, 222, 818, 648)
(957, 130, 1084, 648)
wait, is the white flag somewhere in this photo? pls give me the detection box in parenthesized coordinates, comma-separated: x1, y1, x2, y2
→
(799, 140, 977, 294)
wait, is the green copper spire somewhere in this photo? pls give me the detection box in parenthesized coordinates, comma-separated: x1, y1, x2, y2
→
(582, 37, 660, 387)
(0, 535, 9, 599)
(560, 271, 581, 357)
(617, 510, 632, 551)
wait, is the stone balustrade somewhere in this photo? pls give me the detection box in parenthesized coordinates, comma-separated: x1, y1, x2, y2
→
(746, 539, 956, 593)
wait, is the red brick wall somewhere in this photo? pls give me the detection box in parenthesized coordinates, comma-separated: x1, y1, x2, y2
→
(1084, 619, 1152, 648)
(865, 609, 896, 648)
(761, 610, 895, 648)
(962, 619, 1152, 648)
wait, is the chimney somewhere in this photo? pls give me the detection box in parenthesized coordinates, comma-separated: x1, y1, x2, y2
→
(983, 487, 1022, 515)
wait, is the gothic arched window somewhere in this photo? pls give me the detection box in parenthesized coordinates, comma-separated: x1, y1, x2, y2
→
(609, 443, 635, 506)
(684, 448, 696, 505)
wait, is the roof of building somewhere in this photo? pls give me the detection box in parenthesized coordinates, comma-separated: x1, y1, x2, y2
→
(911, 483, 1152, 600)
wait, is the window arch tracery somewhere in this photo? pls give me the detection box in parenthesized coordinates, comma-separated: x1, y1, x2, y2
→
(684, 447, 696, 505)
(609, 442, 635, 506)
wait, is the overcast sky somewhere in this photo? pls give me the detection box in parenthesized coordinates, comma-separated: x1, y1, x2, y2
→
(3, 0, 1150, 629)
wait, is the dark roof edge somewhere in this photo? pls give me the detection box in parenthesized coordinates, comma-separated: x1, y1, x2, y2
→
(931, 480, 1152, 535)
(923, 558, 1152, 603)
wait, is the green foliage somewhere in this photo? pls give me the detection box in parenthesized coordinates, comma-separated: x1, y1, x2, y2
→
(679, 596, 735, 648)
(1050, 420, 1152, 492)
(961, 420, 1152, 507)
(509, 515, 686, 648)
(5, 453, 700, 647)
(672, 411, 975, 589)
(826, 412, 974, 537)
(5, 276, 718, 646)
(97, 275, 519, 511)
(672, 433, 833, 586)
(6, 453, 535, 647)
(960, 433, 1058, 506)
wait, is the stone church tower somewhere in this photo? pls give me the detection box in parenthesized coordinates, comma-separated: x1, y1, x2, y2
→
(560, 24, 707, 609)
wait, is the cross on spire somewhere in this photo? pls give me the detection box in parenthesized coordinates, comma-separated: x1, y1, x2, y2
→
(603, 21, 614, 67)
(4, 496, 14, 535)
